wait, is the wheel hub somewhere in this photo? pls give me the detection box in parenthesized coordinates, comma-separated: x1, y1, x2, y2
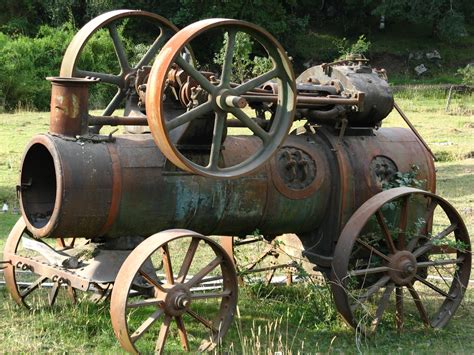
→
(388, 250, 417, 285)
(163, 284, 191, 316)
(215, 89, 247, 110)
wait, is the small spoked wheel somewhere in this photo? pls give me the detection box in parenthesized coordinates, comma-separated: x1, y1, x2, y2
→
(331, 187, 471, 333)
(110, 229, 238, 354)
(146, 19, 296, 178)
(3, 218, 78, 308)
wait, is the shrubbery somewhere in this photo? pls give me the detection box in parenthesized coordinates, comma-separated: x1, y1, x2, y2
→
(0, 24, 74, 111)
(0, 23, 125, 111)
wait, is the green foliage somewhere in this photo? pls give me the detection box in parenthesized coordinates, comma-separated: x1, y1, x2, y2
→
(371, 0, 471, 41)
(382, 165, 424, 190)
(457, 65, 474, 85)
(214, 32, 273, 83)
(334, 35, 371, 60)
(0, 23, 75, 111)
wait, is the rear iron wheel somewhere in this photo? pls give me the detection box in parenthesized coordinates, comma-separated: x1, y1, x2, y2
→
(331, 187, 471, 333)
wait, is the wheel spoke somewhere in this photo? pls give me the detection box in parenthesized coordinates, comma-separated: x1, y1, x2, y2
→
(233, 69, 277, 95)
(186, 256, 222, 288)
(413, 223, 458, 258)
(20, 276, 48, 299)
(177, 238, 200, 283)
(165, 101, 213, 131)
(67, 286, 77, 304)
(398, 196, 409, 249)
(207, 112, 226, 169)
(75, 69, 122, 86)
(155, 314, 172, 354)
(127, 298, 163, 308)
(161, 244, 174, 285)
(407, 284, 430, 326)
(102, 89, 126, 116)
(136, 32, 169, 68)
(220, 30, 236, 85)
(414, 274, 454, 299)
(348, 265, 390, 277)
(186, 308, 218, 333)
(351, 275, 390, 310)
(375, 210, 397, 253)
(48, 282, 60, 306)
(356, 239, 391, 262)
(138, 269, 166, 293)
(370, 283, 395, 332)
(416, 257, 464, 268)
(108, 23, 130, 71)
(131, 308, 164, 343)
(190, 290, 232, 300)
(175, 316, 190, 351)
(175, 56, 215, 93)
(230, 108, 270, 144)
(395, 286, 404, 331)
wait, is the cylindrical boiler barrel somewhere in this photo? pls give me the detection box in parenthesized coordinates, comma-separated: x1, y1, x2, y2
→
(19, 134, 332, 239)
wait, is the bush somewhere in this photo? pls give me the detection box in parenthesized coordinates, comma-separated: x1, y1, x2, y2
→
(457, 65, 474, 86)
(0, 23, 127, 111)
(333, 35, 371, 60)
(0, 24, 75, 111)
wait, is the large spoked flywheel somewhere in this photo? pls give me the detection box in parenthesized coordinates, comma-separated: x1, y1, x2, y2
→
(146, 19, 296, 178)
(60, 9, 181, 131)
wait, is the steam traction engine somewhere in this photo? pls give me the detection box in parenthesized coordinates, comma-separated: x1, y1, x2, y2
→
(2, 10, 471, 353)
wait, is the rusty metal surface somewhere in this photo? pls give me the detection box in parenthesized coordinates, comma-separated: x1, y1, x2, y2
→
(297, 126, 436, 268)
(5, 10, 472, 351)
(19, 133, 330, 239)
(330, 187, 471, 331)
(3, 218, 88, 308)
(110, 229, 237, 354)
(18, 125, 435, 243)
(296, 62, 393, 126)
(60, 9, 181, 133)
(47, 77, 98, 137)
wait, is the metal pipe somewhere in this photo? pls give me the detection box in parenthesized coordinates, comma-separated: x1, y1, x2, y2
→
(47, 77, 98, 137)
(88, 116, 252, 128)
(242, 94, 361, 106)
(89, 115, 148, 126)
(394, 102, 436, 160)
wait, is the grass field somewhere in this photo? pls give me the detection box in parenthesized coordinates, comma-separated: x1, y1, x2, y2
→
(0, 88, 473, 353)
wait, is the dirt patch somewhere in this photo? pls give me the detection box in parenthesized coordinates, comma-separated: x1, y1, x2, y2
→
(370, 52, 407, 76)
(464, 151, 474, 159)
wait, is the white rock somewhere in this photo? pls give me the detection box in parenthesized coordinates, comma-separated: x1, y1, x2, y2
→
(414, 64, 428, 75)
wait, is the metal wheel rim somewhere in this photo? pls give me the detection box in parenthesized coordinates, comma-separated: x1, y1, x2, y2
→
(3, 218, 78, 308)
(110, 229, 238, 354)
(146, 18, 296, 178)
(331, 187, 471, 333)
(60, 9, 180, 120)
